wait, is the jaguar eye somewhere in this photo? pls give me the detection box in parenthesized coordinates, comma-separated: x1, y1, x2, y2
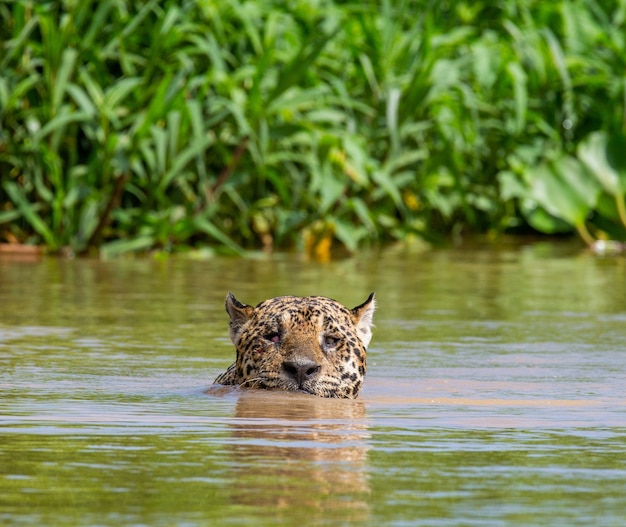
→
(323, 335, 340, 348)
(264, 332, 280, 343)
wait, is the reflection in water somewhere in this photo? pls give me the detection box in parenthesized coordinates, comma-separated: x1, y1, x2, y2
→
(226, 390, 371, 521)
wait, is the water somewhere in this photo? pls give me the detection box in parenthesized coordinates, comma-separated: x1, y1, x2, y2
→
(1, 241, 625, 526)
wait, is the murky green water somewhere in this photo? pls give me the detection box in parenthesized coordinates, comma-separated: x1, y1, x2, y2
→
(1, 241, 625, 526)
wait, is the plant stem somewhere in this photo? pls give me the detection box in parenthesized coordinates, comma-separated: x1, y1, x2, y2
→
(206, 138, 249, 202)
(616, 194, 626, 229)
(86, 174, 128, 251)
(575, 222, 596, 246)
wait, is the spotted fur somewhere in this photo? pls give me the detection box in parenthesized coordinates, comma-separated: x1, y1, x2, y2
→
(214, 293, 376, 399)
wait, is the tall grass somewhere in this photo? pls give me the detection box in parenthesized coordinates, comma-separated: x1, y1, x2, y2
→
(1, 0, 625, 256)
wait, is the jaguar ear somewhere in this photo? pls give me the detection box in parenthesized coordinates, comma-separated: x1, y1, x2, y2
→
(225, 292, 254, 345)
(350, 292, 376, 348)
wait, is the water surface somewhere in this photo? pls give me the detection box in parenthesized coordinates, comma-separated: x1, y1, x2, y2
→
(1, 242, 625, 526)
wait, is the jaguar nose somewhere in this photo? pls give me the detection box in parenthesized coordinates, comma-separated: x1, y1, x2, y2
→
(282, 359, 321, 385)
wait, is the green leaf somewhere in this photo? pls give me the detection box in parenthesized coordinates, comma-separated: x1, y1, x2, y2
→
(551, 155, 600, 209)
(151, 126, 168, 176)
(400, 57, 434, 122)
(81, 0, 116, 50)
(159, 134, 213, 192)
(73, 198, 100, 251)
(33, 108, 91, 143)
(0, 209, 22, 224)
(506, 62, 528, 134)
(372, 170, 404, 210)
(317, 169, 346, 213)
(100, 236, 155, 258)
(527, 155, 600, 226)
(333, 219, 364, 253)
(4, 75, 39, 111)
(3, 181, 56, 247)
(66, 83, 97, 116)
(269, 28, 338, 104)
(497, 171, 529, 201)
(103, 77, 143, 111)
(192, 216, 246, 256)
(386, 87, 401, 154)
(348, 197, 377, 233)
(578, 131, 626, 197)
(383, 149, 428, 177)
(52, 48, 78, 114)
(521, 199, 573, 234)
(1, 15, 38, 70)
(166, 110, 181, 166)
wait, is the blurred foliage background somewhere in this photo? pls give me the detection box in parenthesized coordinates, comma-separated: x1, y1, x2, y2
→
(1, 0, 626, 257)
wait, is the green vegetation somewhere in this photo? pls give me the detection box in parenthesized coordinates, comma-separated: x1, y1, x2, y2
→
(1, 0, 626, 257)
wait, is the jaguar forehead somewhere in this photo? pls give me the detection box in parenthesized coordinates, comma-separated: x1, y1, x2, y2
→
(257, 303, 327, 325)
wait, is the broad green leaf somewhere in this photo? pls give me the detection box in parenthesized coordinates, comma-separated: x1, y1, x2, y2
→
(528, 155, 599, 226)
(497, 171, 529, 201)
(592, 191, 626, 235)
(521, 199, 573, 234)
(578, 131, 626, 197)
(318, 169, 347, 213)
(551, 155, 600, 208)
(333, 219, 364, 253)
(529, 164, 579, 223)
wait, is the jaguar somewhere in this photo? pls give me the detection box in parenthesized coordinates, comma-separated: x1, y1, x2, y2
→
(214, 292, 375, 399)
